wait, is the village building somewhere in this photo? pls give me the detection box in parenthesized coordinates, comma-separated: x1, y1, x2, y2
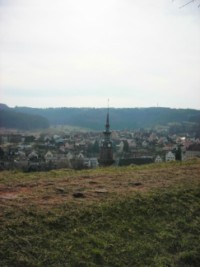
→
(99, 108, 114, 166)
(183, 144, 200, 161)
(83, 157, 99, 168)
(165, 151, 175, 162)
(116, 141, 124, 154)
(154, 155, 163, 163)
(44, 150, 54, 163)
(66, 151, 74, 160)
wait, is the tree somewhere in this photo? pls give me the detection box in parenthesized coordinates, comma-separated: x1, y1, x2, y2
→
(123, 140, 130, 153)
(0, 147, 5, 159)
(174, 0, 200, 8)
(175, 145, 182, 161)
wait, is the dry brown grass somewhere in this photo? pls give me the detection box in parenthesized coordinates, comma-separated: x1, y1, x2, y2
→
(0, 159, 200, 211)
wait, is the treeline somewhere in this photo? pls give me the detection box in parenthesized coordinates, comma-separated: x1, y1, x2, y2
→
(13, 106, 200, 130)
(0, 109, 49, 130)
(1, 104, 200, 131)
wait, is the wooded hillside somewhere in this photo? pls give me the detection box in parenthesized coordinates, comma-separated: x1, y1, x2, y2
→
(1, 104, 200, 131)
(0, 109, 49, 130)
(14, 106, 200, 130)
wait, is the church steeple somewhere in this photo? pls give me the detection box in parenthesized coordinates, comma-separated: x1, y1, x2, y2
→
(104, 107, 111, 142)
(105, 107, 110, 133)
(99, 102, 114, 166)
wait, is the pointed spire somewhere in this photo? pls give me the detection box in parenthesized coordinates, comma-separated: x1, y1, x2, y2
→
(99, 99, 114, 166)
(105, 99, 110, 132)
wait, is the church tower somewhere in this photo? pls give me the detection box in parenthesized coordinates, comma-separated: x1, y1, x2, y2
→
(99, 106, 114, 166)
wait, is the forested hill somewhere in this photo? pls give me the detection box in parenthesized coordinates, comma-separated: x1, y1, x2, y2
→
(1, 104, 199, 131)
(0, 108, 49, 130)
(11, 106, 200, 130)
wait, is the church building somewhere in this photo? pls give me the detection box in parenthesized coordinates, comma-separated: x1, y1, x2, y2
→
(99, 108, 115, 166)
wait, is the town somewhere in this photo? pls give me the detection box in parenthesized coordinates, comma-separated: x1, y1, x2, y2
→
(0, 111, 200, 172)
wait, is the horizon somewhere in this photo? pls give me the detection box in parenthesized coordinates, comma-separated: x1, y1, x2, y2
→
(2, 102, 200, 111)
(3, 102, 200, 110)
(0, 0, 200, 109)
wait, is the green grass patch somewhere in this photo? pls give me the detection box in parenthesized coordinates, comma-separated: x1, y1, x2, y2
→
(1, 185, 200, 267)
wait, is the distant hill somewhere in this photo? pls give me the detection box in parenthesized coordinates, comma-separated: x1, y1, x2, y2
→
(0, 104, 200, 131)
(12, 106, 200, 130)
(0, 109, 49, 130)
(0, 103, 9, 110)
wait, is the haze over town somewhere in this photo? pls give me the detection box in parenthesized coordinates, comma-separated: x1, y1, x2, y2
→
(0, 0, 200, 109)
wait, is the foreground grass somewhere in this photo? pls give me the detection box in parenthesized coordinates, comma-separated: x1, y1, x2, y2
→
(0, 160, 200, 266)
(1, 186, 200, 266)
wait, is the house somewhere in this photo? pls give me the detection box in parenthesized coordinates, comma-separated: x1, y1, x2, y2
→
(77, 152, 85, 159)
(83, 157, 99, 168)
(116, 141, 124, 153)
(66, 151, 74, 160)
(128, 140, 137, 149)
(89, 158, 99, 168)
(155, 155, 163, 163)
(142, 140, 148, 148)
(183, 144, 200, 160)
(165, 151, 175, 162)
(44, 151, 54, 162)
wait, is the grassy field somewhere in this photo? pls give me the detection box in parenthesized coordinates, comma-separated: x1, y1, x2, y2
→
(0, 160, 200, 266)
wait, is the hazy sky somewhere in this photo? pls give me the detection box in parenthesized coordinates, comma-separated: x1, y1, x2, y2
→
(0, 0, 200, 109)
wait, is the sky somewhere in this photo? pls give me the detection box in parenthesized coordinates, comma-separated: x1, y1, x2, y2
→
(0, 0, 200, 109)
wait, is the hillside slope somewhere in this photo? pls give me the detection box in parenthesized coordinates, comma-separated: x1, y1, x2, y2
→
(13, 106, 200, 130)
(0, 160, 200, 266)
(0, 109, 49, 130)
